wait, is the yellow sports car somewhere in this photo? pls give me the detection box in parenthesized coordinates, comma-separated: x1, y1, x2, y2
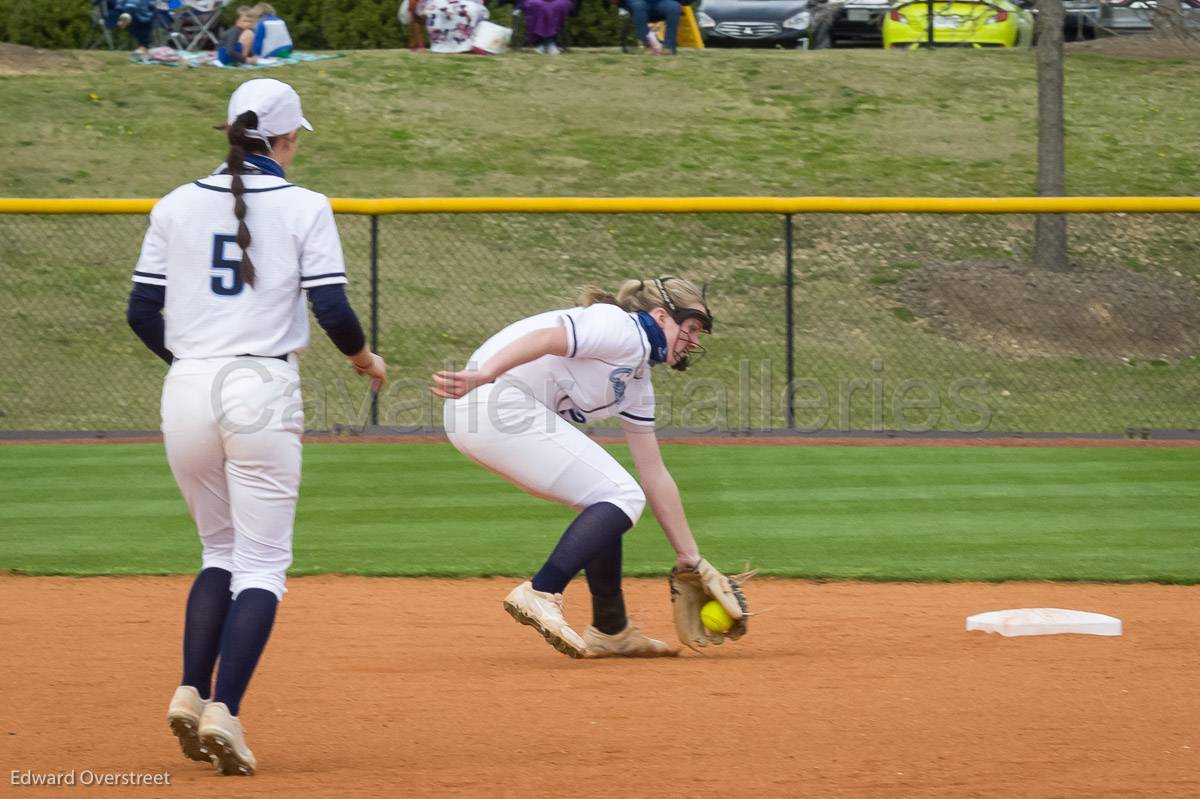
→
(882, 0, 1034, 47)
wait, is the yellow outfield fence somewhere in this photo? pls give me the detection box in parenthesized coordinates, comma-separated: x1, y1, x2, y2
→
(0, 196, 1197, 434)
(2, 196, 1200, 216)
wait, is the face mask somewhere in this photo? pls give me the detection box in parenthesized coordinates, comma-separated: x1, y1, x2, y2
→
(651, 277, 712, 371)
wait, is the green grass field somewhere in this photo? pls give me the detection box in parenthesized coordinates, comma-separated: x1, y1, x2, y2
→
(2, 442, 1197, 582)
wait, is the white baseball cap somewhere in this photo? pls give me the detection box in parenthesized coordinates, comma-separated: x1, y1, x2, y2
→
(226, 78, 313, 140)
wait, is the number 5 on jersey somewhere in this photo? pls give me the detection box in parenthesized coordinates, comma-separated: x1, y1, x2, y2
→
(211, 234, 244, 296)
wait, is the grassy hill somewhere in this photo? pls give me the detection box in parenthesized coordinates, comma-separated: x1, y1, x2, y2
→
(2, 48, 1199, 197)
(0, 47, 1198, 432)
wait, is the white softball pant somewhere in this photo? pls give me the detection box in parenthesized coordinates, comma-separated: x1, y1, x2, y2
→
(443, 381, 646, 524)
(161, 356, 303, 601)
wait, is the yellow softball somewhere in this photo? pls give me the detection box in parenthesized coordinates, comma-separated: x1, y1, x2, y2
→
(700, 600, 734, 633)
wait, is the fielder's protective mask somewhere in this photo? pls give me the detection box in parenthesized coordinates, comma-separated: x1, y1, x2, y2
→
(652, 276, 713, 372)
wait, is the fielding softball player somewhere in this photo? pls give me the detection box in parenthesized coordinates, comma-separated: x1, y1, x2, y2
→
(433, 276, 749, 658)
(125, 78, 386, 775)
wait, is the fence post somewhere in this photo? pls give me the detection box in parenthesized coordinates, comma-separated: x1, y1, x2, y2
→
(784, 213, 795, 431)
(370, 214, 380, 428)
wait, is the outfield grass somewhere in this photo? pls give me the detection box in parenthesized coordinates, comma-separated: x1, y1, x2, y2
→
(1, 442, 1196, 582)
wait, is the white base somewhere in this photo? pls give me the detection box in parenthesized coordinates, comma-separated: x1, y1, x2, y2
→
(966, 608, 1122, 637)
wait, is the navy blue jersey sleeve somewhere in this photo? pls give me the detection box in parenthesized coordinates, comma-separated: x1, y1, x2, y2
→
(307, 283, 366, 356)
(126, 283, 173, 365)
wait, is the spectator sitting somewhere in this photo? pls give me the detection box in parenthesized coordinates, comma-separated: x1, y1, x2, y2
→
(217, 6, 259, 65)
(622, 0, 683, 54)
(250, 3, 294, 59)
(217, 4, 293, 66)
(416, 0, 490, 53)
(519, 0, 573, 54)
(109, 0, 156, 55)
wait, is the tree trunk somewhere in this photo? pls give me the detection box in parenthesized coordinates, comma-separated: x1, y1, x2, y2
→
(1034, 0, 1069, 272)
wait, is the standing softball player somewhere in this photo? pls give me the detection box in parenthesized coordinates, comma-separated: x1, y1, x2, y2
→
(433, 276, 749, 658)
(125, 78, 386, 775)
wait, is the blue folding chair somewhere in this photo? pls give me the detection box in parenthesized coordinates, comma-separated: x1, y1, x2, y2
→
(159, 0, 230, 51)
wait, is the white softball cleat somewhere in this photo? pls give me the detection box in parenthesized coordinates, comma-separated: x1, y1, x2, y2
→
(583, 622, 677, 658)
(167, 685, 211, 763)
(503, 581, 588, 659)
(198, 702, 257, 776)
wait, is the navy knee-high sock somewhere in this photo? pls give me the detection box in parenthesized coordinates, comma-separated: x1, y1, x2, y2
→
(181, 567, 232, 699)
(531, 502, 633, 595)
(213, 588, 278, 717)
(585, 538, 627, 635)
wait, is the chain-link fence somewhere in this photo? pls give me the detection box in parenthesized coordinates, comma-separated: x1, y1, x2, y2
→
(2, 202, 1198, 434)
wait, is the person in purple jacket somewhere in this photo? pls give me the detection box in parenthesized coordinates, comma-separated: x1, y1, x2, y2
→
(520, 0, 574, 54)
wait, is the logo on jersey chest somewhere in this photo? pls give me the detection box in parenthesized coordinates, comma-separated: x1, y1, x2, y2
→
(608, 367, 633, 402)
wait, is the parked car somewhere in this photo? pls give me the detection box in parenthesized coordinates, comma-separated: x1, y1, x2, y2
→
(695, 0, 822, 48)
(1008, 0, 1101, 39)
(881, 0, 1034, 47)
(824, 0, 892, 45)
(1098, 0, 1200, 32)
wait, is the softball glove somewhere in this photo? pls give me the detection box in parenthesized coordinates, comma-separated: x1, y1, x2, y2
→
(669, 558, 752, 649)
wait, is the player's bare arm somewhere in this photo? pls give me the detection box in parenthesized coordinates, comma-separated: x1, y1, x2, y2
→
(623, 419, 750, 649)
(431, 326, 568, 398)
(622, 420, 701, 571)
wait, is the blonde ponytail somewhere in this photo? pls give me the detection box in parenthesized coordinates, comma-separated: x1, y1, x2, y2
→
(577, 285, 620, 307)
(578, 276, 710, 323)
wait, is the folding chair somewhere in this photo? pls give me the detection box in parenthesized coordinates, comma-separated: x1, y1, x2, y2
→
(159, 0, 229, 51)
(84, 0, 168, 50)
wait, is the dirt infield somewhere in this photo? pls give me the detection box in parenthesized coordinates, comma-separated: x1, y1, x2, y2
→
(2, 577, 1197, 797)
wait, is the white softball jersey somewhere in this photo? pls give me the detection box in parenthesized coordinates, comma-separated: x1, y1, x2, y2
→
(444, 303, 659, 525)
(465, 302, 658, 427)
(134, 171, 343, 600)
(132, 172, 347, 359)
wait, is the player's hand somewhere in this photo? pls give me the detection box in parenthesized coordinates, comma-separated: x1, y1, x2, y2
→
(351, 351, 387, 393)
(431, 369, 491, 399)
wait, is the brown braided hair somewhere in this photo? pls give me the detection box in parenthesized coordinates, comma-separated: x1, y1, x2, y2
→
(224, 110, 272, 288)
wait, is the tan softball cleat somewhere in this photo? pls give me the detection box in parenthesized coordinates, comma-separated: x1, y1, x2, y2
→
(198, 702, 257, 776)
(583, 622, 677, 658)
(503, 581, 588, 659)
(167, 685, 211, 763)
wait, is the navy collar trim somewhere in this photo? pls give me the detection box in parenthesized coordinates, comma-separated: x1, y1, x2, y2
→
(636, 311, 668, 365)
(193, 181, 295, 194)
(213, 154, 287, 179)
